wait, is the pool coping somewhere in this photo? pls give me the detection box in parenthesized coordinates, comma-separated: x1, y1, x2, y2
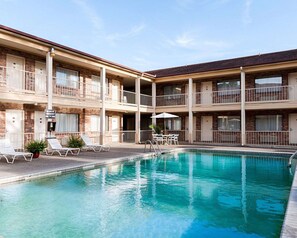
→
(281, 163, 297, 237)
(0, 147, 296, 237)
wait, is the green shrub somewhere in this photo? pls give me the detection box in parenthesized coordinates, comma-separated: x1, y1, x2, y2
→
(67, 135, 84, 148)
(149, 124, 162, 134)
(25, 140, 47, 153)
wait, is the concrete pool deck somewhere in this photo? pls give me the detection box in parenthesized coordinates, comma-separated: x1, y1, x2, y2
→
(0, 143, 296, 237)
(0, 143, 294, 184)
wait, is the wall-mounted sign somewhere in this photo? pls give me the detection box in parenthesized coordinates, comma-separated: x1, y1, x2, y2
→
(45, 109, 56, 119)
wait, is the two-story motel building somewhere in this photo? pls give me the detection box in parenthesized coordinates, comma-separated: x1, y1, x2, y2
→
(1, 25, 297, 149)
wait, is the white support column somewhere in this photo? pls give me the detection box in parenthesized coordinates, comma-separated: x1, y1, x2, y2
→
(241, 67, 246, 146)
(100, 67, 106, 144)
(152, 82, 156, 125)
(135, 76, 141, 143)
(188, 78, 193, 143)
(46, 48, 54, 138)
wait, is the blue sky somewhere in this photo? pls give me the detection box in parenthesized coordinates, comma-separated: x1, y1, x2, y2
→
(0, 0, 296, 71)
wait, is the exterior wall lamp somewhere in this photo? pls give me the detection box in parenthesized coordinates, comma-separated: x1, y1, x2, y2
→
(50, 47, 55, 57)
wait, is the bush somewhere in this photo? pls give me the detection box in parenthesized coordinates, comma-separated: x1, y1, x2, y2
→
(25, 140, 47, 153)
(149, 124, 162, 134)
(67, 135, 84, 148)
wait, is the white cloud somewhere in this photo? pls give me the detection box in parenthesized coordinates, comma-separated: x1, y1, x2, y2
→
(167, 32, 231, 51)
(106, 23, 146, 45)
(168, 32, 195, 48)
(243, 0, 253, 25)
(72, 0, 103, 31)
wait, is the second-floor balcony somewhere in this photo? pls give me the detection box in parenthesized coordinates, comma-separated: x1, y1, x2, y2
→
(245, 85, 289, 102)
(156, 94, 187, 107)
(1, 65, 295, 109)
(194, 86, 295, 106)
(194, 89, 241, 105)
(0, 66, 153, 108)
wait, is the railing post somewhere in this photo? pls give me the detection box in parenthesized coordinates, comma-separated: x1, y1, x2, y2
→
(100, 67, 106, 145)
(46, 48, 54, 138)
(188, 78, 193, 143)
(241, 67, 246, 146)
(152, 82, 156, 125)
(135, 76, 141, 143)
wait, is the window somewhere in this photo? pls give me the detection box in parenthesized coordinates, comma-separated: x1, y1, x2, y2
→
(90, 115, 100, 132)
(91, 75, 100, 93)
(56, 113, 79, 132)
(163, 85, 182, 102)
(217, 80, 240, 95)
(256, 115, 282, 131)
(164, 85, 182, 95)
(165, 118, 181, 130)
(218, 116, 240, 131)
(255, 76, 282, 92)
(56, 67, 79, 88)
(91, 75, 109, 94)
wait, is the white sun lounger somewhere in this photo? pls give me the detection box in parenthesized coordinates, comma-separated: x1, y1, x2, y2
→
(0, 139, 33, 164)
(81, 134, 110, 152)
(45, 138, 80, 157)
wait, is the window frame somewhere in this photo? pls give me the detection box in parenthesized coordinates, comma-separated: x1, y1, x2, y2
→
(56, 67, 79, 89)
(165, 118, 182, 131)
(90, 115, 100, 132)
(91, 75, 100, 94)
(217, 80, 240, 96)
(217, 116, 241, 131)
(56, 113, 79, 132)
(255, 76, 282, 93)
(255, 115, 282, 131)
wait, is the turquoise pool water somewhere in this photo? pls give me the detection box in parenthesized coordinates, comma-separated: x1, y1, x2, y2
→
(0, 151, 293, 238)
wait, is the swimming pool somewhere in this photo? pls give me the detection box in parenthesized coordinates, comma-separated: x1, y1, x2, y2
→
(0, 150, 293, 237)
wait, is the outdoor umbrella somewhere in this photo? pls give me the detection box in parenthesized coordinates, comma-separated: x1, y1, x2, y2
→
(151, 112, 179, 134)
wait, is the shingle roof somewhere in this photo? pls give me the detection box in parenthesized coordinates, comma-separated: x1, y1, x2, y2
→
(0, 25, 155, 78)
(147, 49, 297, 78)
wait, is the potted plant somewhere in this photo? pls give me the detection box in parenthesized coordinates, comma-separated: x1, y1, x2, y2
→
(25, 140, 47, 158)
(149, 124, 162, 134)
(67, 135, 84, 148)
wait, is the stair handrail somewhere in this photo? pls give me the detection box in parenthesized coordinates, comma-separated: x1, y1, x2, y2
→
(144, 140, 162, 155)
(288, 151, 297, 167)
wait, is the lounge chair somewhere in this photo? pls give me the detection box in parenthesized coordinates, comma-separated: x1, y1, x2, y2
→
(45, 138, 80, 156)
(81, 134, 110, 152)
(0, 138, 33, 164)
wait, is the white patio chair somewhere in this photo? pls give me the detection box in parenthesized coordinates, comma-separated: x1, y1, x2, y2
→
(167, 134, 175, 145)
(168, 134, 179, 145)
(152, 134, 164, 145)
(0, 139, 33, 164)
(81, 134, 110, 152)
(45, 138, 80, 157)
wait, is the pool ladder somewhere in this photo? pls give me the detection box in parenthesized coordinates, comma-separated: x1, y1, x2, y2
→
(144, 140, 162, 155)
(287, 151, 297, 168)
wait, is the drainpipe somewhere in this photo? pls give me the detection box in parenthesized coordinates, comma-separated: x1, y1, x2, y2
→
(240, 67, 246, 146)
